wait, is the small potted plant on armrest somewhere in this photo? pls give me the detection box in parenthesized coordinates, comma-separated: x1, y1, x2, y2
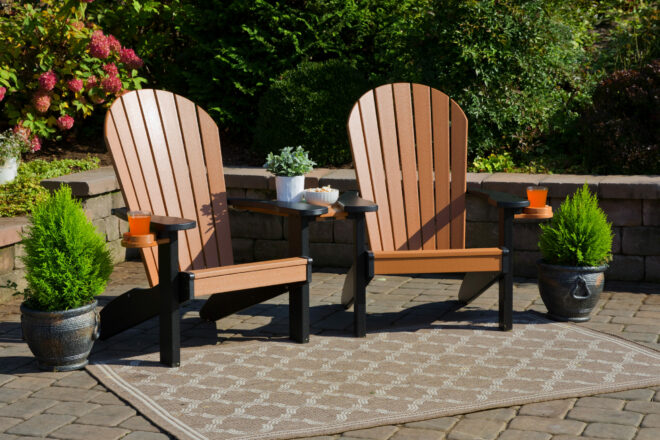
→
(537, 184, 613, 322)
(18, 186, 113, 371)
(264, 145, 315, 202)
(0, 129, 30, 184)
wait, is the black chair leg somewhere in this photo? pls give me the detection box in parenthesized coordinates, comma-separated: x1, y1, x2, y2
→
(289, 283, 309, 343)
(499, 269, 513, 331)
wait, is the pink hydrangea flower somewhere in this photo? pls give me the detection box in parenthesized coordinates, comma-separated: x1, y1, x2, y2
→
(70, 21, 85, 31)
(32, 91, 51, 113)
(101, 75, 122, 94)
(88, 30, 110, 59)
(0, 87, 5, 102)
(103, 63, 119, 77)
(119, 48, 144, 69)
(57, 115, 75, 131)
(39, 70, 57, 91)
(81, 0, 95, 3)
(30, 136, 41, 152)
(107, 35, 121, 53)
(67, 78, 84, 93)
(86, 75, 98, 89)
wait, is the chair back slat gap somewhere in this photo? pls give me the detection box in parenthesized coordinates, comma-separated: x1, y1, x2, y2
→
(374, 85, 408, 250)
(412, 84, 436, 250)
(392, 83, 422, 250)
(347, 101, 382, 251)
(450, 99, 467, 249)
(431, 89, 451, 249)
(359, 91, 395, 251)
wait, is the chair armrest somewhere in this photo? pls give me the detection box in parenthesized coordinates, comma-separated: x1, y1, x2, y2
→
(337, 191, 378, 214)
(111, 207, 196, 232)
(227, 198, 328, 217)
(468, 189, 529, 209)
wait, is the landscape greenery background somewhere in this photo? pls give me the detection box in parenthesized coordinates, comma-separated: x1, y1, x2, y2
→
(3, 0, 659, 174)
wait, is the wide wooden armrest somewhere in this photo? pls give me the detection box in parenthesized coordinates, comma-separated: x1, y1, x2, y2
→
(227, 198, 328, 217)
(468, 189, 529, 209)
(337, 191, 378, 214)
(111, 207, 196, 232)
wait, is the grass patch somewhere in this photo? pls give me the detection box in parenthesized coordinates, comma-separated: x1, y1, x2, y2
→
(0, 157, 100, 217)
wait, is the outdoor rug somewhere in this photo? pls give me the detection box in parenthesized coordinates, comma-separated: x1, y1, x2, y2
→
(87, 312, 660, 440)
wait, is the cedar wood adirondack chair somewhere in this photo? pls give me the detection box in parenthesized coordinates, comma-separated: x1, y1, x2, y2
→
(343, 83, 529, 337)
(100, 89, 328, 366)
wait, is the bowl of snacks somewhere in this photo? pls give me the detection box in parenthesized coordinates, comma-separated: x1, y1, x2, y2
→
(304, 186, 339, 206)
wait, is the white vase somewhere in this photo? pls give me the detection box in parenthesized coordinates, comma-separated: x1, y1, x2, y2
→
(275, 175, 305, 202)
(0, 157, 19, 185)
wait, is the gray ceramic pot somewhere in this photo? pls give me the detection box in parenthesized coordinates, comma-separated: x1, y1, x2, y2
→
(21, 300, 99, 371)
(537, 261, 607, 322)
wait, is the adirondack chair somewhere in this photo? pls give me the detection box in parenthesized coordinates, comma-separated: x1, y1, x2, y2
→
(343, 83, 528, 337)
(100, 89, 327, 366)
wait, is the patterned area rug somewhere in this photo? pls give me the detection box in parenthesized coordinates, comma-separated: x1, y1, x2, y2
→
(87, 312, 660, 440)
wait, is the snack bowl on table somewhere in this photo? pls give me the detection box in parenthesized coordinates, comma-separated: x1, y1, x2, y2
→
(304, 186, 339, 206)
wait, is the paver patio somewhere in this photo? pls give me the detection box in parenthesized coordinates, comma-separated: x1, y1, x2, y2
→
(0, 261, 659, 440)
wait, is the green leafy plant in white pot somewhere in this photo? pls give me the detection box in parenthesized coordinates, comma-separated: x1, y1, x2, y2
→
(0, 129, 30, 184)
(19, 185, 113, 371)
(537, 184, 613, 322)
(264, 145, 315, 202)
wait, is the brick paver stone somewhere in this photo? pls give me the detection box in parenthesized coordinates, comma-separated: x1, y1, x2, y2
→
(581, 422, 637, 440)
(624, 400, 660, 414)
(566, 407, 643, 426)
(0, 416, 21, 432)
(636, 427, 660, 440)
(53, 371, 98, 390)
(118, 415, 161, 432)
(49, 423, 130, 440)
(343, 425, 399, 439)
(75, 404, 136, 426)
(508, 416, 586, 435)
(518, 400, 575, 418)
(121, 432, 172, 440)
(600, 389, 655, 401)
(404, 417, 459, 431)
(574, 397, 625, 410)
(463, 407, 517, 421)
(0, 398, 57, 418)
(497, 429, 551, 440)
(0, 376, 15, 387)
(3, 376, 54, 390)
(6, 414, 75, 437)
(89, 390, 127, 405)
(389, 427, 443, 440)
(0, 388, 29, 404)
(46, 401, 101, 417)
(642, 414, 660, 428)
(446, 418, 505, 440)
(30, 386, 101, 402)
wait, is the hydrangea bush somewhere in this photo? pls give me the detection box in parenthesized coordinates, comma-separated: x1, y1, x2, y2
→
(0, 0, 146, 150)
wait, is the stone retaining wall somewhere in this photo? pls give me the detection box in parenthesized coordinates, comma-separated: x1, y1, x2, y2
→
(0, 166, 658, 303)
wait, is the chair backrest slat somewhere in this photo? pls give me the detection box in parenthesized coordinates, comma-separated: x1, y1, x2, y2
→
(450, 100, 468, 249)
(431, 89, 451, 249)
(105, 89, 234, 286)
(412, 84, 436, 250)
(347, 83, 469, 252)
(374, 85, 408, 250)
(393, 83, 422, 250)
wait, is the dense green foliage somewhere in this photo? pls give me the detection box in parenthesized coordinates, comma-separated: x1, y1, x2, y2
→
(0, 129, 29, 163)
(255, 60, 370, 165)
(0, 158, 99, 217)
(20, 185, 113, 311)
(538, 184, 613, 267)
(264, 146, 315, 177)
(578, 60, 659, 175)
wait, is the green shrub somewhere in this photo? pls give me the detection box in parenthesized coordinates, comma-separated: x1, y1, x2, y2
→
(578, 60, 659, 175)
(255, 60, 370, 165)
(264, 146, 315, 177)
(538, 184, 613, 267)
(20, 185, 113, 311)
(0, 157, 100, 217)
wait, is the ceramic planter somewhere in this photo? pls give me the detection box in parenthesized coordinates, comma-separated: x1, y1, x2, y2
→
(275, 175, 305, 202)
(537, 260, 607, 322)
(21, 300, 99, 371)
(0, 156, 19, 184)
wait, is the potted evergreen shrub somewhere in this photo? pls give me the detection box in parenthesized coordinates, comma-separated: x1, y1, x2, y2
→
(264, 145, 315, 202)
(0, 129, 29, 184)
(18, 185, 113, 371)
(537, 184, 613, 322)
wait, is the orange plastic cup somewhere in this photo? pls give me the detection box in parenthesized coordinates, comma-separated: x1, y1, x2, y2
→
(526, 186, 548, 208)
(127, 210, 151, 235)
